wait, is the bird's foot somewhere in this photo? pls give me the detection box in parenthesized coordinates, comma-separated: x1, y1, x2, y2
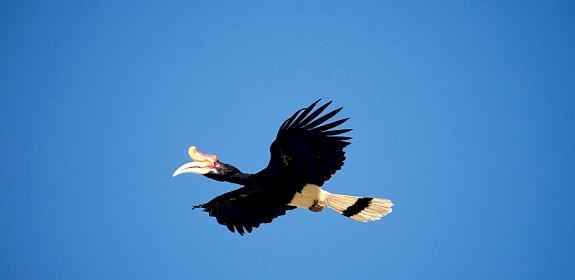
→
(309, 200, 325, 212)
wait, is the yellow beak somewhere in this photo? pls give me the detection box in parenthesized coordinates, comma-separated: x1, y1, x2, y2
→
(173, 146, 219, 177)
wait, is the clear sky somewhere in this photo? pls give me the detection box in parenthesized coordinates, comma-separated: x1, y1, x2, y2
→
(1, 1, 574, 279)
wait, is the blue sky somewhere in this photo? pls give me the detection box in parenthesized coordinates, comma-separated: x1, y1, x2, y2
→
(1, 1, 574, 279)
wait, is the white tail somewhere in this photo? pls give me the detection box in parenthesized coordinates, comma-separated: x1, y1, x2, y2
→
(325, 192, 393, 222)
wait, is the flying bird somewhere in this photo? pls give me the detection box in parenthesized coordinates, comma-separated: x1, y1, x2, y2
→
(173, 100, 393, 235)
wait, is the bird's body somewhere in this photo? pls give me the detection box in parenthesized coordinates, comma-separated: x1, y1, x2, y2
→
(173, 100, 393, 235)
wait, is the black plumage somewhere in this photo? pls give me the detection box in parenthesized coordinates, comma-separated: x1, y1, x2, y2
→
(189, 100, 352, 235)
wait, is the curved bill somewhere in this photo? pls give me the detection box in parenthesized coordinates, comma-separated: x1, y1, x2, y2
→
(172, 161, 215, 177)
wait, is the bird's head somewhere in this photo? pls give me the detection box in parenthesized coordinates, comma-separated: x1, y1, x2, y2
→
(172, 146, 241, 181)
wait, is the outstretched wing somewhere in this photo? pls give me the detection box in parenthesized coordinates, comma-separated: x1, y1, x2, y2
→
(266, 100, 352, 187)
(194, 186, 296, 235)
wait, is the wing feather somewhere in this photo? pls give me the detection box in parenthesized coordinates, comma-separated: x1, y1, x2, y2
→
(281, 108, 305, 130)
(323, 128, 353, 136)
(265, 100, 352, 186)
(298, 100, 332, 127)
(311, 118, 349, 132)
(196, 186, 296, 236)
(303, 107, 343, 129)
(291, 99, 320, 127)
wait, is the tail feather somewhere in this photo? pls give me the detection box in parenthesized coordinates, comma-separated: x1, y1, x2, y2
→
(325, 192, 393, 222)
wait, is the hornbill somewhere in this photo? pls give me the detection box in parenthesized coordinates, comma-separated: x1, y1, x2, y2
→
(173, 100, 393, 235)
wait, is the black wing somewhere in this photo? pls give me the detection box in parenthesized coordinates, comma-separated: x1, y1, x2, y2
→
(266, 100, 352, 187)
(194, 186, 296, 235)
